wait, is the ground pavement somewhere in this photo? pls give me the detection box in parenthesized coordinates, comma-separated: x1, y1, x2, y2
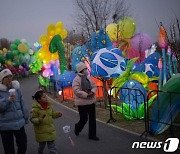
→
(0, 75, 178, 154)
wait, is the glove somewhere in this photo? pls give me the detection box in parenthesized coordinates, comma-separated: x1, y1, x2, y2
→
(87, 91, 94, 98)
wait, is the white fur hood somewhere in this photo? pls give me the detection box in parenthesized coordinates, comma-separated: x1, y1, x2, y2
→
(0, 80, 20, 91)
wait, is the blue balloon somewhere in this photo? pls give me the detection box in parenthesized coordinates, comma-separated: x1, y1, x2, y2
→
(51, 65, 59, 79)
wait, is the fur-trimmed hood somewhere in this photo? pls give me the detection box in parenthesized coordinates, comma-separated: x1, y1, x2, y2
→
(0, 80, 20, 91)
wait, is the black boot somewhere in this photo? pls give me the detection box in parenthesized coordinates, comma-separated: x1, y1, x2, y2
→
(74, 124, 79, 136)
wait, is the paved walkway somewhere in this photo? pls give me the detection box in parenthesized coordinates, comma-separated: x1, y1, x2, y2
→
(0, 75, 178, 154)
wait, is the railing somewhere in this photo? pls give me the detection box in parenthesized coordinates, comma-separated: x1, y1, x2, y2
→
(43, 80, 180, 137)
(107, 86, 148, 136)
(146, 90, 180, 136)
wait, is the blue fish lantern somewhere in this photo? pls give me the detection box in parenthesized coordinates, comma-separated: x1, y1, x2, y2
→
(91, 47, 126, 78)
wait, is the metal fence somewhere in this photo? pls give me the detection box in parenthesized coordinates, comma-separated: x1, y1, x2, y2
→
(42, 80, 180, 137)
(145, 90, 180, 136)
(107, 86, 148, 135)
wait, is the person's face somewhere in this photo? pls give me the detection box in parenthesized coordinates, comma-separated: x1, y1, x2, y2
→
(38, 93, 48, 104)
(82, 68, 88, 76)
(2, 75, 13, 87)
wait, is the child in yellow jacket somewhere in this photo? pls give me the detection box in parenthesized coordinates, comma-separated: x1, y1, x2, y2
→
(30, 90, 62, 154)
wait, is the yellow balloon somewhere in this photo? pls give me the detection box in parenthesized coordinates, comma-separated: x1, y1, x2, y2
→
(55, 21, 63, 29)
(51, 52, 59, 60)
(60, 29, 67, 39)
(3, 48, 7, 52)
(55, 28, 63, 35)
(118, 17, 136, 39)
(18, 43, 28, 53)
(43, 55, 51, 64)
(38, 46, 49, 60)
(39, 34, 49, 45)
(106, 23, 120, 41)
(0, 50, 3, 55)
(47, 23, 55, 36)
(6, 60, 12, 66)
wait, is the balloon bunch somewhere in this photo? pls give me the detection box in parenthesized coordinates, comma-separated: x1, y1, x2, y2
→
(10, 39, 34, 66)
(29, 52, 43, 73)
(41, 60, 60, 78)
(106, 16, 152, 62)
(0, 39, 34, 77)
(38, 21, 67, 75)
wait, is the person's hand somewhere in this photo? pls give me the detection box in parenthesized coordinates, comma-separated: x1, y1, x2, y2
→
(87, 91, 94, 98)
(8, 95, 15, 102)
(39, 118, 43, 124)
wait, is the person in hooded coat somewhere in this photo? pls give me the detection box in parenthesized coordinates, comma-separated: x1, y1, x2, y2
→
(0, 69, 29, 154)
(72, 62, 99, 141)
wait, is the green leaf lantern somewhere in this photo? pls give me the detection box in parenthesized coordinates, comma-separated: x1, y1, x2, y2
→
(49, 34, 66, 74)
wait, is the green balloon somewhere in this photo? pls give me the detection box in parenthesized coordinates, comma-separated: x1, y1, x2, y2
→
(0, 55, 5, 64)
(13, 60, 20, 67)
(6, 51, 14, 60)
(38, 75, 46, 86)
(18, 54, 23, 63)
(12, 50, 19, 56)
(14, 39, 21, 45)
(10, 44, 18, 50)
(49, 34, 66, 74)
(118, 16, 136, 39)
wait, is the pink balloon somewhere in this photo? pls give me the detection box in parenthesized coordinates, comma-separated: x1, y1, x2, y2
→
(126, 47, 145, 64)
(44, 63, 51, 69)
(55, 60, 60, 67)
(42, 68, 51, 77)
(130, 33, 152, 52)
(50, 60, 56, 65)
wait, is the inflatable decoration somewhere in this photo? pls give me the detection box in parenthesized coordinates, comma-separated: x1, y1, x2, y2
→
(158, 24, 168, 49)
(91, 46, 126, 78)
(90, 29, 112, 52)
(9, 39, 34, 68)
(126, 47, 145, 63)
(71, 45, 90, 71)
(106, 23, 120, 41)
(132, 52, 162, 78)
(119, 80, 147, 110)
(30, 52, 43, 73)
(130, 33, 152, 52)
(58, 71, 76, 89)
(49, 34, 66, 74)
(150, 74, 180, 134)
(50, 71, 76, 91)
(38, 75, 51, 87)
(118, 17, 136, 39)
(38, 21, 67, 75)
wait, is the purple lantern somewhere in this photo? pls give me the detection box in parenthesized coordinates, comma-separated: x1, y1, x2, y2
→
(130, 33, 152, 52)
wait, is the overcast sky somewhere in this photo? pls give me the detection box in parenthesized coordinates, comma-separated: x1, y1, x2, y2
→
(0, 0, 180, 46)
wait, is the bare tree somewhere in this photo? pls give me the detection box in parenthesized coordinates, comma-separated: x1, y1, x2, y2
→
(0, 38, 10, 50)
(73, 0, 130, 38)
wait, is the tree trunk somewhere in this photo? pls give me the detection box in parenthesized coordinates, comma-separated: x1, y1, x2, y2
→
(102, 79, 108, 108)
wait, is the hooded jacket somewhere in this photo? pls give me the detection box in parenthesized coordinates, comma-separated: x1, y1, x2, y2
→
(0, 81, 29, 131)
(30, 101, 60, 142)
(72, 75, 97, 106)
